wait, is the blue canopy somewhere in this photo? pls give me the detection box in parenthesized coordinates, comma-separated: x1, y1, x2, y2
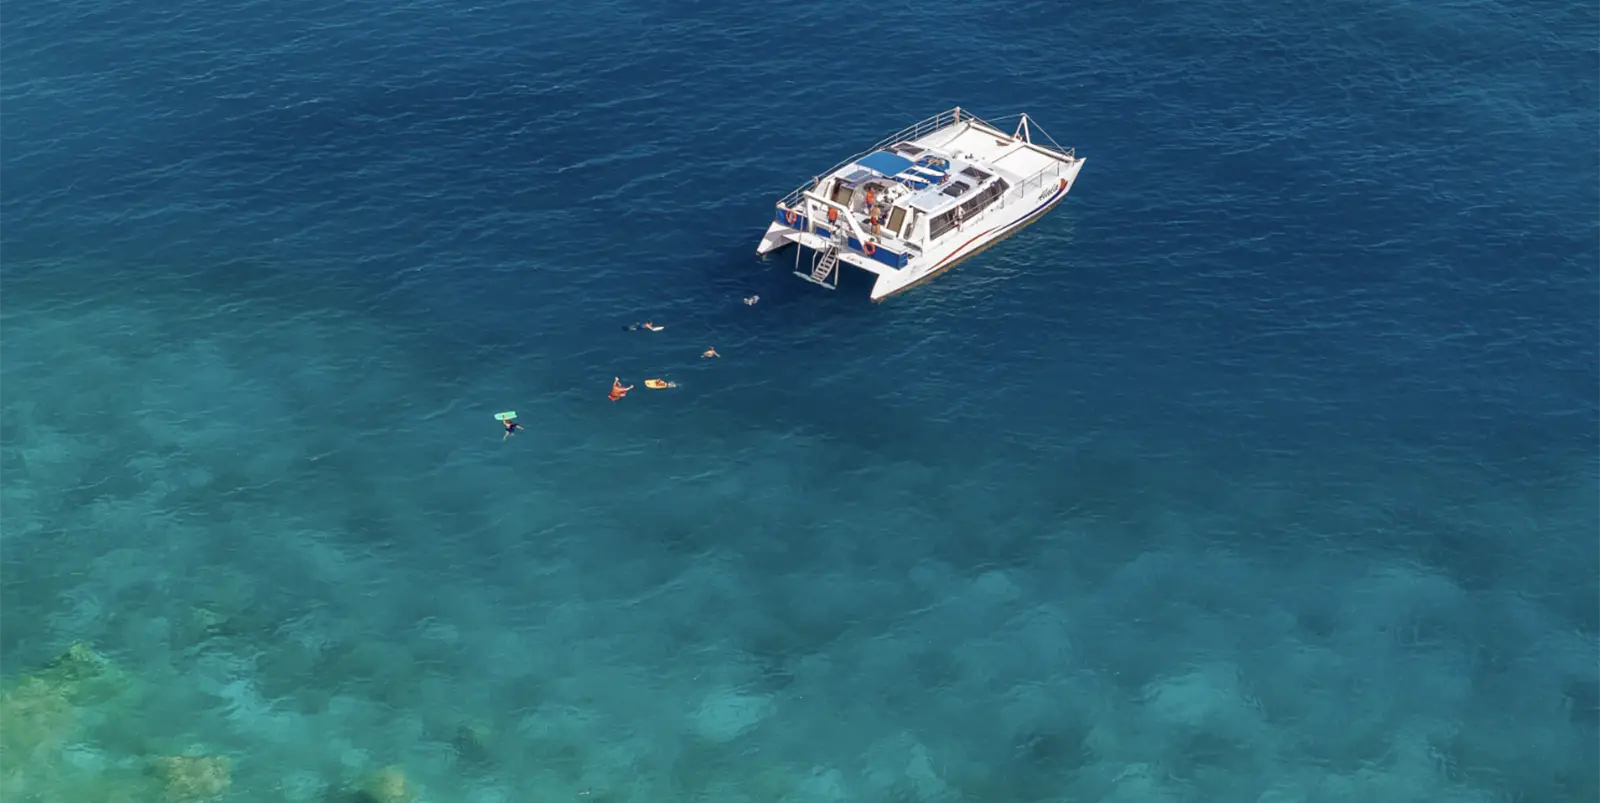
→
(854, 150, 914, 177)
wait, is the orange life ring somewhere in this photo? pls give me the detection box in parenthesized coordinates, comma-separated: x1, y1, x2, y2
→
(827, 208, 839, 223)
(784, 209, 798, 225)
(862, 241, 877, 256)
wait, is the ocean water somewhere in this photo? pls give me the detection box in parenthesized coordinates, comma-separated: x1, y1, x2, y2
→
(2, 0, 1596, 799)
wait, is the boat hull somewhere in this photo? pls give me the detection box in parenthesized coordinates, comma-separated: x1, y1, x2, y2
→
(867, 174, 1075, 302)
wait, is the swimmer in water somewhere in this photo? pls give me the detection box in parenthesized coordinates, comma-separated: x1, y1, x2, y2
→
(743, 295, 759, 306)
(702, 347, 719, 359)
(644, 378, 677, 389)
(502, 418, 524, 441)
(608, 377, 634, 401)
(625, 320, 665, 332)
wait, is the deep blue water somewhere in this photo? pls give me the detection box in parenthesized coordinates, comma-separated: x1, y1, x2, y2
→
(2, 0, 1597, 799)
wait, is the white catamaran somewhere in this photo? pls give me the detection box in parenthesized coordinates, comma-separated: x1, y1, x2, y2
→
(755, 107, 1086, 301)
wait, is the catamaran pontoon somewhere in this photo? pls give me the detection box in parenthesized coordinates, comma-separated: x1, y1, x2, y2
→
(755, 107, 1086, 301)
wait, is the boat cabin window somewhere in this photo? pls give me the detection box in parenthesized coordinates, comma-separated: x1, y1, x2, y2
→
(927, 178, 1012, 241)
(886, 205, 907, 236)
(830, 183, 854, 206)
(957, 178, 1009, 219)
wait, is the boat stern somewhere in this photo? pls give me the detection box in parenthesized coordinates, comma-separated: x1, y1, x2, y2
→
(755, 220, 796, 257)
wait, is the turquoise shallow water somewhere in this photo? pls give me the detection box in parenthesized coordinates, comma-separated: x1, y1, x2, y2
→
(2, 0, 1597, 800)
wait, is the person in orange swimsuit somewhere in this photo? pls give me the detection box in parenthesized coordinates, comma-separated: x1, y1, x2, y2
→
(608, 377, 633, 401)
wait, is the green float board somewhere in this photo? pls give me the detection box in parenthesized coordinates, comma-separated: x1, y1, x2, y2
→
(494, 411, 517, 421)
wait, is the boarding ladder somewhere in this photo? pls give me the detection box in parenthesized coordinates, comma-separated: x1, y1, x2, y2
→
(800, 241, 842, 289)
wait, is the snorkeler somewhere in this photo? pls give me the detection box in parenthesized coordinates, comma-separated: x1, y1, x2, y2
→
(502, 418, 524, 440)
(702, 347, 719, 359)
(743, 295, 760, 306)
(494, 412, 523, 441)
(624, 320, 665, 332)
(609, 377, 634, 401)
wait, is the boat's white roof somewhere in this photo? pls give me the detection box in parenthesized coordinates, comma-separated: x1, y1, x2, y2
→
(836, 119, 1067, 217)
(902, 161, 999, 213)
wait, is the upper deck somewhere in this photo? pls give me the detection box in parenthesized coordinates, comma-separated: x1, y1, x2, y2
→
(777, 108, 1076, 212)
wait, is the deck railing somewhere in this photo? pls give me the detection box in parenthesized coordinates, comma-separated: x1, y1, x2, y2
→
(950, 153, 1077, 237)
(993, 159, 1067, 216)
(778, 108, 967, 208)
(971, 113, 1078, 164)
(777, 108, 1077, 209)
